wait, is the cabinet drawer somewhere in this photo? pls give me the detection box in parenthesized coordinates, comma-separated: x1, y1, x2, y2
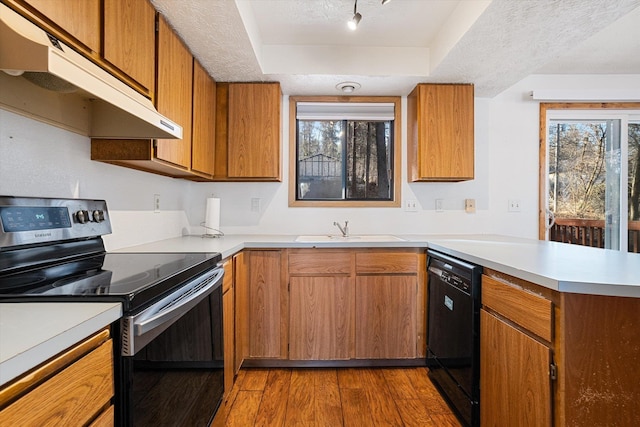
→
(0, 340, 114, 426)
(482, 275, 553, 342)
(355, 252, 418, 274)
(289, 251, 351, 274)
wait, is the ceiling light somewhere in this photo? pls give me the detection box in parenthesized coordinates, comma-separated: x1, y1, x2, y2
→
(381, 0, 393, 4)
(336, 82, 361, 93)
(348, 12, 362, 30)
(348, 0, 361, 30)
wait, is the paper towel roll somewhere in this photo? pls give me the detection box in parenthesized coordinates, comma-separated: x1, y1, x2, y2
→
(205, 198, 220, 233)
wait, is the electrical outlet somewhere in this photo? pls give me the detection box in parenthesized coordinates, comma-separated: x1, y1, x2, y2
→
(435, 199, 444, 212)
(465, 199, 476, 213)
(404, 199, 418, 212)
(251, 198, 261, 212)
(508, 199, 521, 212)
(154, 194, 160, 213)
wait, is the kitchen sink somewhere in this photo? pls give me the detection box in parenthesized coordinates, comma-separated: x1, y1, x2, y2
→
(295, 234, 406, 243)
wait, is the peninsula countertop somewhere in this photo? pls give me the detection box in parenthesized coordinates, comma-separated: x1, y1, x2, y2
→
(116, 234, 640, 298)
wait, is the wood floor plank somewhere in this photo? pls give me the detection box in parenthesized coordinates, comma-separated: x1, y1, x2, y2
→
(284, 369, 316, 425)
(395, 398, 438, 427)
(312, 369, 344, 427)
(336, 368, 365, 389)
(225, 390, 262, 426)
(254, 369, 291, 427)
(228, 367, 461, 427)
(342, 388, 375, 427)
(382, 368, 419, 400)
(403, 368, 453, 415)
(429, 413, 463, 427)
(241, 368, 270, 391)
(360, 369, 404, 426)
(224, 369, 246, 408)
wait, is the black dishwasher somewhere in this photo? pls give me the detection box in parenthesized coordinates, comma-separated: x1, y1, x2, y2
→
(426, 249, 481, 427)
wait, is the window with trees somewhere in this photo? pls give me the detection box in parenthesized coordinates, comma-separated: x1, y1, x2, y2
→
(289, 97, 401, 207)
(540, 103, 640, 253)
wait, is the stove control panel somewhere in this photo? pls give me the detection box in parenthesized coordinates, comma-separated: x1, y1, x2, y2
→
(0, 196, 112, 248)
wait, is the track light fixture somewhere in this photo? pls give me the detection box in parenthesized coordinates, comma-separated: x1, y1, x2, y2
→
(348, 0, 391, 31)
(348, 0, 361, 30)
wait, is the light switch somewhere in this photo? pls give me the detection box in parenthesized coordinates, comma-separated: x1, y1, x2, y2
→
(465, 199, 476, 213)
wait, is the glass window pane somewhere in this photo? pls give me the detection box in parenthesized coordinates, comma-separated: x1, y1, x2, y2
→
(629, 121, 640, 252)
(297, 120, 344, 200)
(548, 120, 619, 249)
(297, 118, 392, 201)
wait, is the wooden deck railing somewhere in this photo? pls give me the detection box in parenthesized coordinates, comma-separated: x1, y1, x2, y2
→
(550, 218, 640, 253)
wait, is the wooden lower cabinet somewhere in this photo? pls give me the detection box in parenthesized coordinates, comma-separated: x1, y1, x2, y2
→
(234, 248, 425, 365)
(288, 249, 423, 363)
(222, 259, 235, 396)
(481, 271, 640, 426)
(355, 275, 417, 359)
(0, 329, 114, 426)
(289, 275, 352, 360)
(246, 250, 287, 359)
(480, 309, 552, 426)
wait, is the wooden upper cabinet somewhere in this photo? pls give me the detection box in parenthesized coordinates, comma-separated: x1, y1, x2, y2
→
(408, 84, 474, 181)
(226, 83, 281, 180)
(191, 60, 216, 177)
(103, 0, 155, 96)
(21, 0, 101, 53)
(156, 15, 193, 169)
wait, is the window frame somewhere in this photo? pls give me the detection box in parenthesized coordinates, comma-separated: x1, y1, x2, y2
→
(289, 96, 402, 207)
(538, 102, 640, 243)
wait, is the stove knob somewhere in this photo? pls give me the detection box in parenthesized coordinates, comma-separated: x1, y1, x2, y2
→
(92, 210, 105, 222)
(75, 210, 90, 224)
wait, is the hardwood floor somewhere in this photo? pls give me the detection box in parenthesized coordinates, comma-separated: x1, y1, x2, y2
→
(223, 367, 461, 426)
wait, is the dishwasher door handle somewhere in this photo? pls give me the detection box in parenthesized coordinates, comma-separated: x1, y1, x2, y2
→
(133, 267, 224, 336)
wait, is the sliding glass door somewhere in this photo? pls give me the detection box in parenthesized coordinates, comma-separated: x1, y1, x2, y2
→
(542, 107, 640, 253)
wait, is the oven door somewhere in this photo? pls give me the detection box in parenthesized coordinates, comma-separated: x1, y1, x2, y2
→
(117, 267, 224, 427)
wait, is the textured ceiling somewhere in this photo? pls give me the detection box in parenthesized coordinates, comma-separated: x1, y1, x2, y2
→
(150, 0, 640, 97)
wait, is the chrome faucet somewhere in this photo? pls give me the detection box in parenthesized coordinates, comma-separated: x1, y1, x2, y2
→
(333, 220, 349, 237)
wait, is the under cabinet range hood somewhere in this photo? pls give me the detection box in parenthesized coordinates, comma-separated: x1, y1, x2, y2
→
(0, 3, 182, 139)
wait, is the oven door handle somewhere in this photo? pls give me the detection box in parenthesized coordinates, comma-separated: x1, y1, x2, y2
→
(133, 266, 224, 336)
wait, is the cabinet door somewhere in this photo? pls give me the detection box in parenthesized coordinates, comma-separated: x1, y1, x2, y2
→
(408, 84, 474, 181)
(222, 260, 235, 396)
(289, 276, 352, 360)
(191, 60, 216, 177)
(233, 251, 248, 372)
(355, 275, 417, 359)
(22, 0, 101, 53)
(248, 251, 285, 358)
(227, 83, 281, 179)
(480, 309, 552, 426)
(103, 0, 155, 95)
(156, 15, 193, 169)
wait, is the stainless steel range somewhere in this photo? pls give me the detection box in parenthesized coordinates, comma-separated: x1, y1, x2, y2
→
(0, 196, 224, 426)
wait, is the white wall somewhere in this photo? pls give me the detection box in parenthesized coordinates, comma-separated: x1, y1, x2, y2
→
(0, 109, 194, 249)
(3, 74, 639, 249)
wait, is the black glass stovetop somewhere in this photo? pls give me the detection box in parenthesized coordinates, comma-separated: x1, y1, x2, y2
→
(0, 251, 221, 313)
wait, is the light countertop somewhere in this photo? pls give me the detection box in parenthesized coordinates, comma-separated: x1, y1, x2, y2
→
(117, 234, 640, 298)
(3, 233, 639, 388)
(0, 302, 122, 386)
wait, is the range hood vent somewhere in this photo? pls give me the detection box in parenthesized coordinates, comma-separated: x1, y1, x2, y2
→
(0, 3, 182, 139)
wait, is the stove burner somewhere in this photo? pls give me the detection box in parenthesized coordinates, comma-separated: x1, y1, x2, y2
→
(0, 274, 47, 292)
